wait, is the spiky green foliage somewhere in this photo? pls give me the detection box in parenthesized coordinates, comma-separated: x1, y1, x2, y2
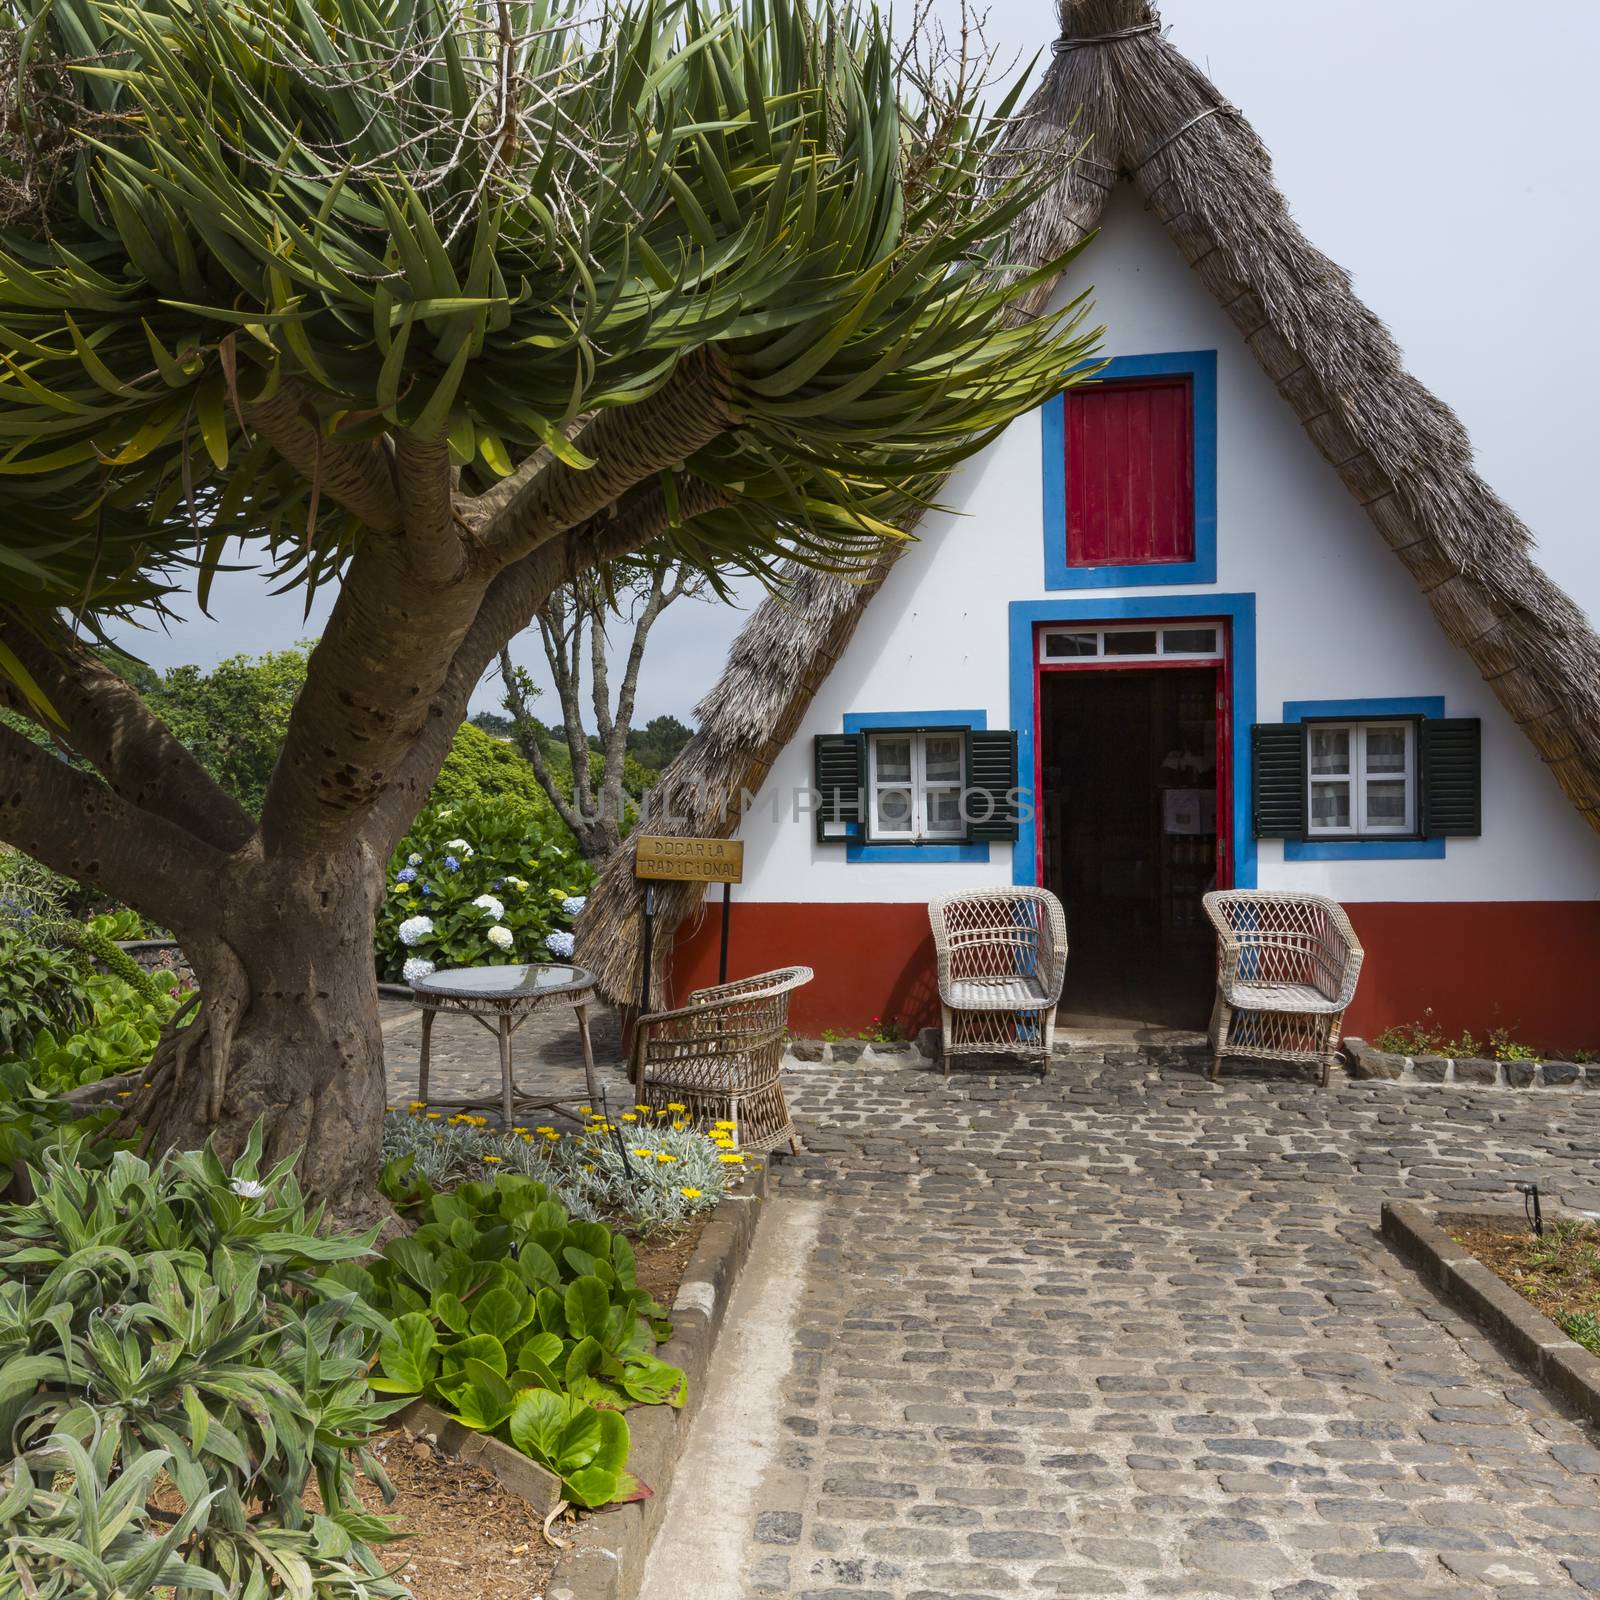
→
(0, 0, 1095, 623)
(0, 1127, 405, 1596)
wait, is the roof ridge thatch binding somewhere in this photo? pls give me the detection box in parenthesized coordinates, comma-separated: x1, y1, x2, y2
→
(578, 0, 1600, 1007)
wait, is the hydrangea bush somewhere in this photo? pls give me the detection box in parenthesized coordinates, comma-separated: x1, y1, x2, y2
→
(374, 797, 592, 982)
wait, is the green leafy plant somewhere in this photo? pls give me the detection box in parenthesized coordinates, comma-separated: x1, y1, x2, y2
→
(0, 925, 90, 1059)
(0, 1064, 130, 1199)
(13, 970, 185, 1093)
(376, 797, 591, 982)
(355, 1168, 683, 1506)
(85, 907, 157, 944)
(0, 1126, 404, 1596)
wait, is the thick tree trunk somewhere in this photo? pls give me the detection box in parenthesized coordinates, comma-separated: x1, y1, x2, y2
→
(126, 846, 392, 1230)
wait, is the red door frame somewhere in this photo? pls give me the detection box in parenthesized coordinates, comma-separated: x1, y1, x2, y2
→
(1031, 618, 1234, 893)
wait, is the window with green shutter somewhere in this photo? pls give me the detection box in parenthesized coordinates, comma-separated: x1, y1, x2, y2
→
(1251, 708, 1481, 844)
(816, 716, 1020, 849)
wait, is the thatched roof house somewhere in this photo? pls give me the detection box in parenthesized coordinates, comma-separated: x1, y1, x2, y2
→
(579, 0, 1600, 1040)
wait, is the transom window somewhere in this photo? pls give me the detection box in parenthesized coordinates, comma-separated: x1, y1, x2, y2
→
(1040, 623, 1223, 664)
(867, 729, 966, 842)
(1306, 721, 1416, 837)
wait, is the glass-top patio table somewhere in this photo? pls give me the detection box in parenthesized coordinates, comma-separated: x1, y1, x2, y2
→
(408, 963, 601, 1126)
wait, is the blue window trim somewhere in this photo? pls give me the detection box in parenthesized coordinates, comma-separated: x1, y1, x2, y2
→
(841, 709, 990, 863)
(1008, 595, 1257, 891)
(1281, 696, 1446, 860)
(1042, 350, 1219, 590)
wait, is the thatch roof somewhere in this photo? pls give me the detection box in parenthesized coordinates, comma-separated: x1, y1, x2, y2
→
(578, 0, 1600, 1005)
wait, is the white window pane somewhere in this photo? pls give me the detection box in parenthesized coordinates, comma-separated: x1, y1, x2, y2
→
(925, 786, 963, 833)
(1310, 781, 1351, 831)
(923, 735, 962, 782)
(1365, 726, 1407, 774)
(873, 738, 911, 781)
(874, 787, 913, 833)
(1309, 728, 1350, 776)
(1365, 779, 1408, 828)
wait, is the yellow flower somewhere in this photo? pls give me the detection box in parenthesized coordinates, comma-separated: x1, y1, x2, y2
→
(542, 1131, 560, 1141)
(655, 1152, 677, 1164)
(679, 1187, 702, 1199)
(535, 1126, 555, 1135)
(409, 1101, 427, 1111)
(621, 1113, 637, 1123)
(632, 1147, 654, 1158)
(522, 1133, 535, 1143)
(512, 1126, 528, 1134)
(666, 1102, 686, 1112)
(719, 1153, 745, 1164)
(714, 1120, 737, 1130)
(578, 1106, 593, 1116)
(672, 1121, 687, 1132)
(482, 1155, 502, 1164)
(635, 1103, 653, 1113)
(426, 1112, 441, 1120)
(116, 1090, 131, 1098)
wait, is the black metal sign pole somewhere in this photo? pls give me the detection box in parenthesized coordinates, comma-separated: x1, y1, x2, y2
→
(718, 881, 732, 984)
(638, 883, 655, 1018)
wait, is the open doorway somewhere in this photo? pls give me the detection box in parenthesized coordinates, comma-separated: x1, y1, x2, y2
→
(1039, 651, 1223, 1027)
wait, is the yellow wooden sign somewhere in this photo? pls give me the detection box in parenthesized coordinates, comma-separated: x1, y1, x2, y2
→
(634, 835, 744, 884)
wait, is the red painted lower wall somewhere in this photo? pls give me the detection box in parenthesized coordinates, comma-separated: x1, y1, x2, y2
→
(669, 900, 1600, 1052)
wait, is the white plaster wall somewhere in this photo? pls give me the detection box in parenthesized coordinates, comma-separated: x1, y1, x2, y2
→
(729, 187, 1600, 905)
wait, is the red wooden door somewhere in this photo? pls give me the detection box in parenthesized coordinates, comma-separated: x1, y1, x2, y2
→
(1064, 376, 1195, 567)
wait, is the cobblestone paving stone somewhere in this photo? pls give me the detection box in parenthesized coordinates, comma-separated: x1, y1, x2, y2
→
(743, 1043, 1600, 1600)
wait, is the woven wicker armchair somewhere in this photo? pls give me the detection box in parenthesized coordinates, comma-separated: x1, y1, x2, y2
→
(631, 966, 813, 1155)
(1202, 890, 1364, 1086)
(928, 887, 1068, 1078)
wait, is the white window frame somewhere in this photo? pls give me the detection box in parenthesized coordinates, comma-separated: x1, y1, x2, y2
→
(865, 729, 968, 844)
(1305, 720, 1417, 838)
(1038, 623, 1225, 665)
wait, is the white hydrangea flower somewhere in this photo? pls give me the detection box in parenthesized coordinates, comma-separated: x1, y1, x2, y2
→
(486, 925, 514, 951)
(398, 914, 435, 947)
(546, 930, 576, 959)
(473, 894, 505, 920)
(407, 853, 423, 866)
(561, 895, 587, 917)
(445, 837, 467, 849)
(230, 1178, 268, 1200)
(403, 957, 436, 984)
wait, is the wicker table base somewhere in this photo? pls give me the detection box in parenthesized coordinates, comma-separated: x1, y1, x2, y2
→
(410, 963, 601, 1125)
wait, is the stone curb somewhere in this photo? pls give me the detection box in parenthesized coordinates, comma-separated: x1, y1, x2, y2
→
(1381, 1199, 1600, 1427)
(1347, 1038, 1591, 1089)
(545, 1158, 767, 1600)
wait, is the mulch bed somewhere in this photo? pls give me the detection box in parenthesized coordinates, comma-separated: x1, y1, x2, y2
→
(1452, 1217, 1600, 1350)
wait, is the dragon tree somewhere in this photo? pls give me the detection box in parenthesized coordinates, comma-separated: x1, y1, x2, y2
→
(0, 0, 1097, 1218)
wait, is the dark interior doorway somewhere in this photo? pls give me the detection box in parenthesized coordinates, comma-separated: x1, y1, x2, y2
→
(1040, 666, 1219, 1027)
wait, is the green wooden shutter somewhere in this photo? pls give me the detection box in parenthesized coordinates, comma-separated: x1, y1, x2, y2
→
(1251, 722, 1306, 838)
(966, 729, 1019, 842)
(813, 732, 865, 842)
(1421, 717, 1481, 836)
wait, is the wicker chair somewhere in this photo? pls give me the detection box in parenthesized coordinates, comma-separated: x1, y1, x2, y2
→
(1202, 890, 1364, 1087)
(928, 887, 1068, 1078)
(632, 966, 813, 1155)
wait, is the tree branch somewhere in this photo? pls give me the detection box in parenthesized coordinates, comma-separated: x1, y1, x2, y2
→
(0, 614, 256, 853)
(364, 474, 730, 856)
(498, 644, 588, 841)
(0, 720, 230, 932)
(244, 380, 405, 536)
(469, 349, 738, 568)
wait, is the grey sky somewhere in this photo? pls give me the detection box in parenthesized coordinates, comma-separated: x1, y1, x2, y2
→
(109, 0, 1600, 723)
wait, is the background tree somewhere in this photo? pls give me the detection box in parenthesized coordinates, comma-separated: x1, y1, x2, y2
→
(0, 0, 1099, 1217)
(498, 560, 711, 862)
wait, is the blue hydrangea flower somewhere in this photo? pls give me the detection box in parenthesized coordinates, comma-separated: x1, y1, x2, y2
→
(443, 855, 460, 873)
(546, 930, 576, 959)
(421, 882, 432, 896)
(396, 866, 418, 883)
(491, 878, 503, 891)
(561, 895, 587, 918)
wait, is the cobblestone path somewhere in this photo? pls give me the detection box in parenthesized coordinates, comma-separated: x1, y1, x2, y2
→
(739, 1044, 1600, 1600)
